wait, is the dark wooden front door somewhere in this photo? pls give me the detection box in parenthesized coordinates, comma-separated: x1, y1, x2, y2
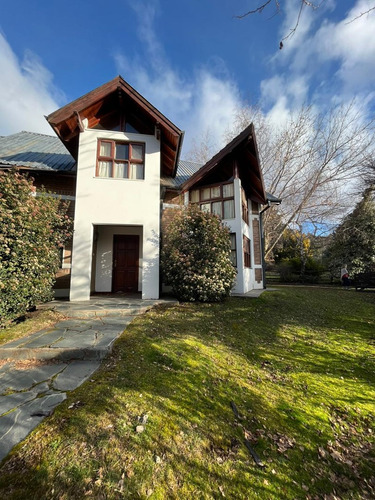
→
(112, 235, 139, 293)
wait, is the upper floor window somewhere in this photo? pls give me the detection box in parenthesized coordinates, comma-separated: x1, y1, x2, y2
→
(96, 139, 145, 179)
(190, 182, 235, 219)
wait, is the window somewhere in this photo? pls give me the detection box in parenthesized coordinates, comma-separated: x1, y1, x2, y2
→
(241, 188, 249, 225)
(243, 235, 251, 268)
(96, 139, 144, 179)
(230, 233, 237, 267)
(190, 182, 235, 219)
(58, 246, 72, 269)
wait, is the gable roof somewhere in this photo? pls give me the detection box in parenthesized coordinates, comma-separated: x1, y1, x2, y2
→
(182, 123, 267, 204)
(0, 130, 275, 205)
(0, 132, 200, 182)
(46, 76, 184, 177)
(0, 131, 75, 172)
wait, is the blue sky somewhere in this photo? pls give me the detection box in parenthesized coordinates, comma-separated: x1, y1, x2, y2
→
(1, 0, 374, 156)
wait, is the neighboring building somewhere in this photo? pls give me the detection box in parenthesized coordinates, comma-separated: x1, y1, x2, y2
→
(0, 76, 276, 300)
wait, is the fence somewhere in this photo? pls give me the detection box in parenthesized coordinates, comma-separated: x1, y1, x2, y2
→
(266, 270, 337, 286)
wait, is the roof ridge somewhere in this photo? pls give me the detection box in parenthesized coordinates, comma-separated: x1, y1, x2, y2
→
(19, 130, 56, 138)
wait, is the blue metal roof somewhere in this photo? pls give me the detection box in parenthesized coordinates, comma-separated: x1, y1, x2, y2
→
(0, 131, 76, 172)
(0, 132, 198, 184)
(161, 159, 203, 188)
(0, 132, 278, 202)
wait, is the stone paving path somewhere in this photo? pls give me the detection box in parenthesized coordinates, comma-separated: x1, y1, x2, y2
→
(0, 297, 176, 462)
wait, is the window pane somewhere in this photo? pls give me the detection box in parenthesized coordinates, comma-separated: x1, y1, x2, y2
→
(212, 201, 222, 217)
(131, 144, 143, 160)
(114, 162, 127, 178)
(223, 199, 235, 218)
(129, 163, 144, 179)
(100, 141, 112, 157)
(230, 233, 237, 266)
(211, 186, 221, 198)
(115, 143, 129, 160)
(190, 189, 199, 202)
(241, 188, 247, 205)
(98, 160, 112, 177)
(200, 203, 211, 213)
(223, 183, 234, 198)
(201, 188, 210, 201)
(125, 123, 139, 133)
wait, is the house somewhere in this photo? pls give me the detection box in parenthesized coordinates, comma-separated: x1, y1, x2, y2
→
(0, 76, 276, 301)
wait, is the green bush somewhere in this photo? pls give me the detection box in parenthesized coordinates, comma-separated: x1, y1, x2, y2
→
(161, 205, 236, 302)
(0, 169, 72, 327)
(277, 257, 325, 283)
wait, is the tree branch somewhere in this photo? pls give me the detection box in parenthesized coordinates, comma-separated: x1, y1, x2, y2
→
(234, 0, 274, 19)
(346, 5, 375, 25)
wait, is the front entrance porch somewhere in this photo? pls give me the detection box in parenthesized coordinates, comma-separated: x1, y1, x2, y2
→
(70, 224, 160, 301)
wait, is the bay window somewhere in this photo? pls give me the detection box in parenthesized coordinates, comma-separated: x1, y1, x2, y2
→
(190, 182, 235, 219)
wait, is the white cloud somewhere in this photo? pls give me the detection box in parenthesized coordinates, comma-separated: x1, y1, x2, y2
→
(0, 33, 62, 136)
(317, 1, 375, 94)
(259, 0, 375, 125)
(114, 0, 243, 155)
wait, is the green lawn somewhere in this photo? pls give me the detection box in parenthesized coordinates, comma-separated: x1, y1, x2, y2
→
(1, 287, 374, 499)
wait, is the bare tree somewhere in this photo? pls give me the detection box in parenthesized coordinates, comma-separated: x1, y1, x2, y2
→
(235, 1, 375, 48)
(222, 102, 375, 258)
(361, 159, 375, 188)
(186, 128, 218, 164)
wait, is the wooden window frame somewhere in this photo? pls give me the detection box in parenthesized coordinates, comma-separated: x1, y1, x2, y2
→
(243, 235, 251, 268)
(189, 182, 235, 219)
(230, 233, 237, 267)
(96, 139, 145, 179)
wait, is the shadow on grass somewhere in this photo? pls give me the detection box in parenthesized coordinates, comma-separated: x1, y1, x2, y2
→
(0, 287, 374, 499)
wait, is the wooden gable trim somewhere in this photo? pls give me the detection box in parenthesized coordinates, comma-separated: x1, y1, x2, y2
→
(47, 76, 182, 140)
(182, 123, 254, 191)
(46, 76, 184, 177)
(181, 123, 267, 204)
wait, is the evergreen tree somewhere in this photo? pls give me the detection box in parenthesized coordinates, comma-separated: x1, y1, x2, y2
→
(325, 188, 375, 276)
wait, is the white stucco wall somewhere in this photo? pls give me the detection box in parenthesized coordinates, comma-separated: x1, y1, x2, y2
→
(70, 127, 161, 301)
(224, 178, 245, 294)
(224, 178, 264, 293)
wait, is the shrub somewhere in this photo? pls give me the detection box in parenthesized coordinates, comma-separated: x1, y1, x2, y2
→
(161, 205, 236, 302)
(0, 169, 72, 327)
(277, 257, 325, 283)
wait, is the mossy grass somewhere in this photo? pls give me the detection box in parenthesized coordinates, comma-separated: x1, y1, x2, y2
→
(0, 309, 65, 346)
(0, 287, 374, 499)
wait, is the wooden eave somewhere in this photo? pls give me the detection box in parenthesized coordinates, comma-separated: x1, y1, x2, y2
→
(46, 76, 184, 176)
(182, 123, 267, 204)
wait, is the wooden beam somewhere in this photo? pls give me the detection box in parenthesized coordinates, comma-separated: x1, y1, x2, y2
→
(74, 111, 84, 133)
(233, 158, 239, 179)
